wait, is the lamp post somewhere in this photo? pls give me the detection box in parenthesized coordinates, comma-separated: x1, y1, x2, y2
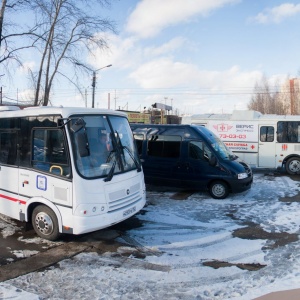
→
(76, 63, 112, 108)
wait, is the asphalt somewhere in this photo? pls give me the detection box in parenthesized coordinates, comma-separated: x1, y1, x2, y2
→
(255, 288, 300, 300)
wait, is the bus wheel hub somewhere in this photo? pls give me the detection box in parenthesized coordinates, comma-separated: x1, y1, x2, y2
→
(35, 212, 53, 235)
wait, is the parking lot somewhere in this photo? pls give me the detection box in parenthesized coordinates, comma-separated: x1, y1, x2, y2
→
(1, 172, 300, 299)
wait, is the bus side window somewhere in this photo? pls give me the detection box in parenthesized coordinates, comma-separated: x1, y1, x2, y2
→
(0, 132, 17, 165)
(260, 126, 274, 142)
(277, 121, 300, 143)
(32, 129, 70, 176)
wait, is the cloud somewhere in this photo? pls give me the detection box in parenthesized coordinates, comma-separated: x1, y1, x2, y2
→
(126, 59, 267, 114)
(143, 37, 186, 57)
(94, 34, 187, 71)
(18, 61, 36, 74)
(126, 0, 240, 38)
(129, 58, 262, 90)
(90, 33, 139, 69)
(250, 3, 300, 24)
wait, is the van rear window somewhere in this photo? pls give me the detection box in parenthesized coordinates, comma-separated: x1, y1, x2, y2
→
(147, 135, 181, 158)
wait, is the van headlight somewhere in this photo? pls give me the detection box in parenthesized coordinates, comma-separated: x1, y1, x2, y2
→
(238, 173, 248, 179)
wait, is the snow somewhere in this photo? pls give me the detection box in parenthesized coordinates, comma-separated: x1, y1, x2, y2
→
(2, 173, 300, 299)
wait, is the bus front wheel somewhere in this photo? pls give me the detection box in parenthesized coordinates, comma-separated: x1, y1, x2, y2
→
(32, 205, 60, 241)
(286, 157, 300, 175)
(209, 181, 229, 199)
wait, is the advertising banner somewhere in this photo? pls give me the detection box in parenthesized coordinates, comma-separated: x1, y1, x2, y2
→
(208, 121, 258, 143)
(224, 142, 258, 153)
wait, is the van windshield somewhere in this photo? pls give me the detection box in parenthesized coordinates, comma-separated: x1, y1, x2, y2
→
(195, 126, 236, 161)
(69, 115, 140, 178)
(210, 138, 237, 160)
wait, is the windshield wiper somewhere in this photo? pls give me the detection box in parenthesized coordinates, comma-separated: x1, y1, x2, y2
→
(122, 145, 142, 172)
(104, 161, 116, 182)
(115, 131, 141, 172)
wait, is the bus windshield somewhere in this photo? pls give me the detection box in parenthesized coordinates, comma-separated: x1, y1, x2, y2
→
(69, 115, 140, 178)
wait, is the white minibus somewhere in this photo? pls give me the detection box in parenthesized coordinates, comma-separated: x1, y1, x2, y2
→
(0, 106, 146, 240)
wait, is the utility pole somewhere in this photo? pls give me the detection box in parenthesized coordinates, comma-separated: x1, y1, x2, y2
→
(75, 62, 112, 108)
(92, 71, 96, 108)
(85, 88, 87, 107)
(114, 89, 118, 110)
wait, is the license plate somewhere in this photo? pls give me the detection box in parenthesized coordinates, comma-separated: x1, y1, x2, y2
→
(123, 206, 136, 217)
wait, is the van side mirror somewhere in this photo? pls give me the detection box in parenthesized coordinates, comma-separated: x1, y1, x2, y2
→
(76, 132, 90, 157)
(209, 155, 217, 166)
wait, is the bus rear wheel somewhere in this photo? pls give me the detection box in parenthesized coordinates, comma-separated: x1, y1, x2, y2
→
(209, 181, 229, 199)
(32, 205, 60, 241)
(286, 157, 300, 175)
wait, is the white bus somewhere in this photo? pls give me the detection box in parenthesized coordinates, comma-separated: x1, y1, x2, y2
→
(182, 110, 300, 174)
(0, 106, 146, 240)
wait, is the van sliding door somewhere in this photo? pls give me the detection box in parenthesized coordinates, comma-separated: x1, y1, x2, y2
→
(144, 134, 182, 186)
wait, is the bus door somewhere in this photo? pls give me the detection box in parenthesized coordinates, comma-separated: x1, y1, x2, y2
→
(0, 130, 19, 219)
(258, 125, 276, 168)
(20, 128, 73, 208)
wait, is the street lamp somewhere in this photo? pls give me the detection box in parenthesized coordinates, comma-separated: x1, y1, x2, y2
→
(75, 63, 112, 108)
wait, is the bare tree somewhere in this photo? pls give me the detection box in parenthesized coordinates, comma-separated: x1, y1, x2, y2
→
(0, 0, 7, 49)
(27, 0, 116, 106)
(0, 0, 38, 67)
(248, 75, 291, 115)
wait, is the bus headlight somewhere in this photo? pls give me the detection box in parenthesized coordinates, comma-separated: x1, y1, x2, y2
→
(238, 173, 248, 179)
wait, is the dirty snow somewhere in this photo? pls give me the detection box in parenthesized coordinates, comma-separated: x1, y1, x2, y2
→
(1, 173, 300, 299)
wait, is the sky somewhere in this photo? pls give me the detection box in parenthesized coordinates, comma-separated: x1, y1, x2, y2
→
(2, 173, 300, 299)
(2, 0, 300, 115)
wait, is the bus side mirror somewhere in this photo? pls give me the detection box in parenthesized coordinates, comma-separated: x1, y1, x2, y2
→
(76, 132, 90, 157)
(209, 155, 217, 166)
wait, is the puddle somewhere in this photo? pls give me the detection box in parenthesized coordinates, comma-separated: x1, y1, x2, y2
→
(111, 215, 145, 231)
(203, 260, 266, 271)
(170, 191, 195, 200)
(0, 225, 58, 266)
(280, 194, 300, 203)
(233, 225, 298, 249)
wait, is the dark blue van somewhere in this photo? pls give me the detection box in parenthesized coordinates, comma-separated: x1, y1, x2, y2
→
(130, 124, 253, 199)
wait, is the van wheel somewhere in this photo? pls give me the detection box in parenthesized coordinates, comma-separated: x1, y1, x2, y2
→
(209, 181, 229, 199)
(286, 157, 300, 175)
(32, 205, 60, 241)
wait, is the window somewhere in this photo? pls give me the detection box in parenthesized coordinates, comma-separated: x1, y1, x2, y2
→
(260, 126, 274, 142)
(189, 141, 203, 160)
(189, 141, 212, 162)
(0, 131, 17, 165)
(32, 129, 70, 176)
(147, 135, 181, 158)
(277, 121, 300, 143)
(133, 134, 144, 155)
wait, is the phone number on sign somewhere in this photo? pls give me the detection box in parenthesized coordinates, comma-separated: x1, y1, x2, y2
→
(219, 134, 246, 139)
